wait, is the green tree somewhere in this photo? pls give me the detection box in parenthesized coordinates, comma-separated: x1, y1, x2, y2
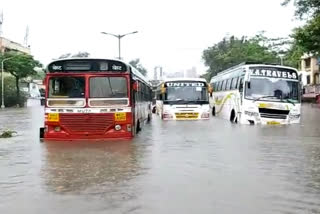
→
(0, 52, 42, 106)
(57, 51, 90, 59)
(71, 52, 90, 58)
(0, 76, 27, 107)
(202, 35, 279, 80)
(282, 0, 320, 18)
(292, 15, 320, 55)
(282, 0, 320, 56)
(283, 41, 304, 69)
(31, 67, 46, 80)
(129, 58, 148, 76)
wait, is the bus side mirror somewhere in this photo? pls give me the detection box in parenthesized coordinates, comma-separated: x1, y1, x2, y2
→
(133, 81, 139, 91)
(247, 82, 251, 89)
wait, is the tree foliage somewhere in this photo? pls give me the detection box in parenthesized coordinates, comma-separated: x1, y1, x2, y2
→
(0, 76, 28, 107)
(283, 0, 320, 56)
(282, 0, 320, 19)
(283, 41, 304, 69)
(202, 34, 280, 80)
(129, 58, 148, 76)
(58, 51, 90, 59)
(0, 52, 42, 106)
(292, 14, 320, 55)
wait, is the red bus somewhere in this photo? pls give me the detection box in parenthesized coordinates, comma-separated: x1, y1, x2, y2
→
(39, 58, 152, 140)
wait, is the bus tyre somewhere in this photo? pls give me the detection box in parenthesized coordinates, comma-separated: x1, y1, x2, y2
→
(230, 110, 237, 123)
(136, 120, 141, 134)
(212, 107, 216, 116)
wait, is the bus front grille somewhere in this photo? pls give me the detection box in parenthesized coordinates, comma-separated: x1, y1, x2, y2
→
(259, 108, 289, 120)
(60, 114, 114, 134)
(175, 112, 199, 119)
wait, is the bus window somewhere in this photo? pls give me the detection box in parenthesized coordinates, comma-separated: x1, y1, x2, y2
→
(232, 77, 239, 89)
(238, 77, 244, 92)
(215, 82, 219, 91)
(221, 80, 226, 91)
(226, 79, 231, 91)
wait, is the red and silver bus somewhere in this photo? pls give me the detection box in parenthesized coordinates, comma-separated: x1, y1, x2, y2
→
(39, 58, 152, 140)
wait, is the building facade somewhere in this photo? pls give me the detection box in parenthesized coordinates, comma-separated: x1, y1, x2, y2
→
(299, 55, 320, 98)
(0, 37, 30, 54)
(300, 55, 320, 85)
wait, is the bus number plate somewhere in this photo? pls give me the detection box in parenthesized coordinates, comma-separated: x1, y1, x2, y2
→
(267, 121, 280, 125)
(48, 113, 59, 122)
(115, 112, 126, 121)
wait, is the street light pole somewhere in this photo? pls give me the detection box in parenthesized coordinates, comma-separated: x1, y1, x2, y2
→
(118, 36, 121, 60)
(1, 56, 14, 109)
(101, 31, 138, 60)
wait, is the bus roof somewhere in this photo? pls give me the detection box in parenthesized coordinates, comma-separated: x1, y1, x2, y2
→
(162, 77, 207, 83)
(210, 62, 298, 82)
(46, 58, 129, 72)
(46, 58, 151, 86)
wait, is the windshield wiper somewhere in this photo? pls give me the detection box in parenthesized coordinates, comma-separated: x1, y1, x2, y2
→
(166, 99, 188, 104)
(253, 96, 278, 102)
(108, 78, 115, 96)
(282, 98, 296, 106)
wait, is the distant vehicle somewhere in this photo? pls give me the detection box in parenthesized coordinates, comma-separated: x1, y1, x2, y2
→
(20, 82, 41, 98)
(40, 58, 152, 140)
(209, 62, 301, 125)
(155, 78, 210, 120)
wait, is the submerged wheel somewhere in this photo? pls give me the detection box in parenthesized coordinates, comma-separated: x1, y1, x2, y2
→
(212, 107, 216, 116)
(230, 110, 236, 123)
(136, 120, 141, 134)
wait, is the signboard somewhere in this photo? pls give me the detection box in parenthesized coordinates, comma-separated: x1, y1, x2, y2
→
(115, 112, 126, 121)
(47, 59, 128, 73)
(48, 113, 59, 122)
(249, 67, 298, 80)
(166, 82, 205, 87)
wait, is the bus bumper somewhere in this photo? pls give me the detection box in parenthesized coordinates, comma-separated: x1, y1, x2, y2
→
(240, 114, 300, 125)
(41, 125, 134, 141)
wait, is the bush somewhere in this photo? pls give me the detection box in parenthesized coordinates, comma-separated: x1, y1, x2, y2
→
(0, 76, 27, 107)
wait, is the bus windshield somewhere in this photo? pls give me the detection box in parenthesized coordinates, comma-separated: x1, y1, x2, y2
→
(49, 77, 85, 98)
(89, 77, 128, 98)
(245, 78, 300, 102)
(89, 77, 128, 106)
(165, 83, 208, 104)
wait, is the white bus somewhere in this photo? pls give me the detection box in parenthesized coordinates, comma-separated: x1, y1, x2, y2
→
(209, 62, 301, 125)
(155, 78, 210, 120)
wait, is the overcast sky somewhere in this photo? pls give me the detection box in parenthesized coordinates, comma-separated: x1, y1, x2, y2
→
(1, 0, 300, 77)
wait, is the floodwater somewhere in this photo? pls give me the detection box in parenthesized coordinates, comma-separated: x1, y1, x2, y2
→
(1, 104, 320, 214)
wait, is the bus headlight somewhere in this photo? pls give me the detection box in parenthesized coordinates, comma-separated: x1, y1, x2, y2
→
(289, 114, 300, 119)
(115, 125, 121, 131)
(163, 113, 173, 119)
(244, 111, 259, 117)
(54, 126, 61, 132)
(201, 112, 210, 118)
(127, 124, 132, 132)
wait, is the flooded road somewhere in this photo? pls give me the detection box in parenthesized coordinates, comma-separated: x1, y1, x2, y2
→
(1, 104, 320, 214)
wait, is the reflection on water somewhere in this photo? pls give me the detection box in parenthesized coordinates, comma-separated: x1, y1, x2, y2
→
(0, 104, 320, 214)
(42, 141, 141, 194)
